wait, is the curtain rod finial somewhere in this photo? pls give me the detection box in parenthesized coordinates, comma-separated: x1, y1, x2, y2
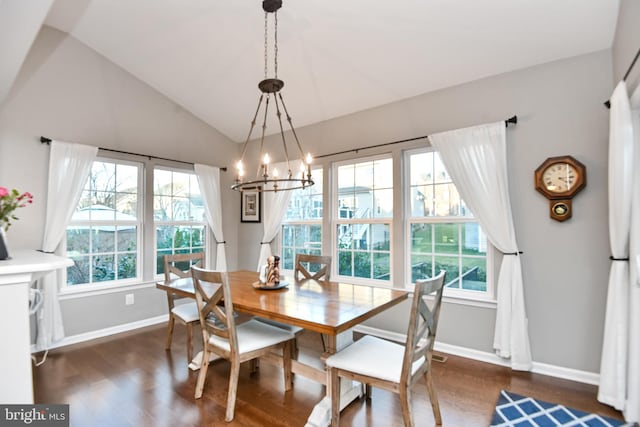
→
(40, 136, 51, 144)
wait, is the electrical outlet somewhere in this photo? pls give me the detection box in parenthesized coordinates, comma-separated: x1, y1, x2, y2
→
(125, 294, 134, 305)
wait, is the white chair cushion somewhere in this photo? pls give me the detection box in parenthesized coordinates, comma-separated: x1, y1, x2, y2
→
(172, 302, 200, 323)
(208, 319, 295, 354)
(254, 317, 304, 335)
(325, 335, 425, 383)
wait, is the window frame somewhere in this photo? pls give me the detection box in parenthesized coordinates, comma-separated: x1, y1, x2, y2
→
(64, 156, 144, 290)
(331, 153, 394, 287)
(404, 147, 495, 303)
(153, 166, 209, 279)
(62, 154, 210, 294)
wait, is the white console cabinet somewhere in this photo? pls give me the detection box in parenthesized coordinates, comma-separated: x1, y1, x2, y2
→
(0, 250, 72, 403)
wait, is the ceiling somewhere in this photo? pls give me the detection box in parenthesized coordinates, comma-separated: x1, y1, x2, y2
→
(42, 0, 620, 142)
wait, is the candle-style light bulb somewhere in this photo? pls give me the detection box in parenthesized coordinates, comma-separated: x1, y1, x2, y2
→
(262, 153, 270, 180)
(235, 160, 244, 183)
(305, 153, 313, 181)
(273, 168, 279, 178)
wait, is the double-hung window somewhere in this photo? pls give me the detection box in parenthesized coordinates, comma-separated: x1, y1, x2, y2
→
(65, 158, 207, 288)
(66, 159, 142, 286)
(154, 168, 207, 274)
(281, 168, 323, 271)
(334, 155, 393, 284)
(406, 148, 492, 298)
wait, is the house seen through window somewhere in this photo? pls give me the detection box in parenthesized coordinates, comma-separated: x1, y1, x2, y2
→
(334, 156, 393, 284)
(281, 168, 323, 270)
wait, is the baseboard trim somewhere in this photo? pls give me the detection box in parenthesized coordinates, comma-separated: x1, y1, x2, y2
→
(33, 319, 600, 387)
(32, 314, 168, 353)
(353, 325, 600, 386)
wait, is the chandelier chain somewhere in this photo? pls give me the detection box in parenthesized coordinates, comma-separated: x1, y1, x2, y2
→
(263, 12, 268, 79)
(274, 11, 278, 78)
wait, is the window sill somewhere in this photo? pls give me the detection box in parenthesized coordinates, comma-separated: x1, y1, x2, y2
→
(441, 294, 497, 309)
(58, 279, 159, 300)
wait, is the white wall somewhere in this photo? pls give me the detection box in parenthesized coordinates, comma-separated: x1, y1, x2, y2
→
(240, 49, 614, 373)
(0, 26, 241, 335)
(612, 0, 640, 87)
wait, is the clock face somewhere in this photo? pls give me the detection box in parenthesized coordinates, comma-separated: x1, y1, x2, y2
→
(542, 163, 579, 193)
(534, 155, 586, 201)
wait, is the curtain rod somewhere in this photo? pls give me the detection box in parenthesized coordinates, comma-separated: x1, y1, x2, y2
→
(604, 46, 640, 109)
(39, 136, 227, 171)
(315, 115, 518, 160)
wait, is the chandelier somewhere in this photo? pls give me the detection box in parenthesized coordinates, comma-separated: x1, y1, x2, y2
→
(231, 0, 314, 193)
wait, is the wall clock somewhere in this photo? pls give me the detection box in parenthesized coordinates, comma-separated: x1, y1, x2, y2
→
(534, 155, 586, 222)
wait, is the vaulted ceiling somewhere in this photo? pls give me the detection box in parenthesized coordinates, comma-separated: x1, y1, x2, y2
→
(2, 1, 620, 142)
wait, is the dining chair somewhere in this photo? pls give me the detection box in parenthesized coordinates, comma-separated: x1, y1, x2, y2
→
(325, 270, 446, 427)
(294, 253, 332, 281)
(257, 253, 333, 355)
(162, 252, 205, 363)
(191, 266, 295, 422)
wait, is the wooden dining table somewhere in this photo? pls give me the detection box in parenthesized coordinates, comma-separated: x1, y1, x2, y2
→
(156, 270, 409, 426)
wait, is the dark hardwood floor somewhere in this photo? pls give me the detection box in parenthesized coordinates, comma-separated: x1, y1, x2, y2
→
(33, 324, 623, 426)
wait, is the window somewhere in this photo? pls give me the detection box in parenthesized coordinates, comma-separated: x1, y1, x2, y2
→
(334, 156, 392, 284)
(65, 158, 207, 288)
(281, 168, 323, 270)
(406, 149, 491, 297)
(154, 168, 207, 274)
(66, 159, 142, 285)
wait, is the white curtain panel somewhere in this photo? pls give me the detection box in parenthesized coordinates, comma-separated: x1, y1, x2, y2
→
(624, 83, 640, 423)
(598, 82, 634, 412)
(194, 164, 227, 271)
(429, 121, 532, 370)
(256, 160, 298, 271)
(37, 141, 97, 350)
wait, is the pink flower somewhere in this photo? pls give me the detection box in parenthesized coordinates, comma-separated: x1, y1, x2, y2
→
(0, 186, 33, 230)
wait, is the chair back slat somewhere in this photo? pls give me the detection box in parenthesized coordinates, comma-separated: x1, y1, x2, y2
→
(191, 266, 237, 353)
(402, 270, 446, 382)
(163, 252, 205, 281)
(294, 254, 332, 281)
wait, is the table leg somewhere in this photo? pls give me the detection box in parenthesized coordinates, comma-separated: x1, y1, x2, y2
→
(305, 329, 362, 427)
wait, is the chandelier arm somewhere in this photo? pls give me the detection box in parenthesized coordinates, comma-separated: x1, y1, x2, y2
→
(239, 94, 265, 164)
(273, 94, 292, 177)
(256, 94, 271, 180)
(278, 93, 306, 161)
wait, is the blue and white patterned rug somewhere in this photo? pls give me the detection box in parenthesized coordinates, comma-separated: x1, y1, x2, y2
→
(491, 390, 635, 427)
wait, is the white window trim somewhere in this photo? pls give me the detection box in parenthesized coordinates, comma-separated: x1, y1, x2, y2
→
(331, 154, 394, 286)
(64, 156, 144, 288)
(152, 165, 209, 278)
(403, 147, 496, 302)
(63, 154, 211, 295)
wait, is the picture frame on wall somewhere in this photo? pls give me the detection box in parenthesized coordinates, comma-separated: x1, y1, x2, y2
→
(240, 187, 262, 223)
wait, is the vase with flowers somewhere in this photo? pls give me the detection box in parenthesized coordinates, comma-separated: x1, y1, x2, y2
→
(0, 186, 33, 260)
